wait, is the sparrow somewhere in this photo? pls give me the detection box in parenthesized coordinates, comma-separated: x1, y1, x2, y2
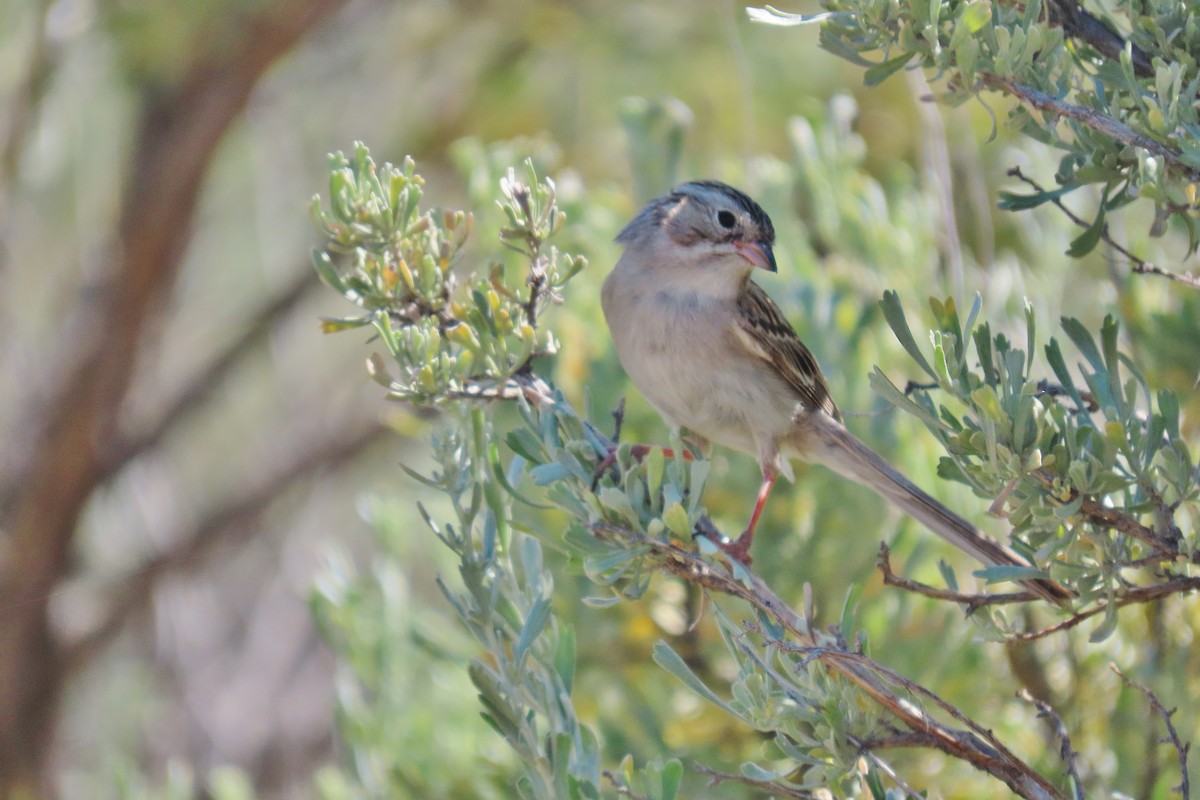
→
(601, 180, 1069, 603)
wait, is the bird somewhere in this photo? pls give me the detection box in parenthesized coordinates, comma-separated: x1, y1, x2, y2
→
(600, 180, 1070, 603)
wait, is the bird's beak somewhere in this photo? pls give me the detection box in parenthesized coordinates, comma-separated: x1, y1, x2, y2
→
(734, 240, 777, 273)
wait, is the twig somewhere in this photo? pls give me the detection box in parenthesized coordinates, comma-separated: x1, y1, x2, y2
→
(601, 770, 650, 800)
(1018, 689, 1084, 800)
(1006, 166, 1200, 291)
(876, 543, 1040, 608)
(852, 739, 927, 799)
(691, 763, 815, 798)
(1010, 577, 1200, 642)
(1111, 665, 1192, 799)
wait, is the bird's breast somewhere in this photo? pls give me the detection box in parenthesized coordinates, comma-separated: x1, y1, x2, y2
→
(601, 283, 798, 455)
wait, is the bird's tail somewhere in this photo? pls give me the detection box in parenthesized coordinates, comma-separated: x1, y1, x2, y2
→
(799, 415, 1071, 604)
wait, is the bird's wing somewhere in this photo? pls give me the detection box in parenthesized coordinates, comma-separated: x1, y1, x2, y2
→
(733, 280, 841, 421)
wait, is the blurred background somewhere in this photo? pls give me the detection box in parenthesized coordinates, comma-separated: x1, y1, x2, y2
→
(2, 0, 1197, 797)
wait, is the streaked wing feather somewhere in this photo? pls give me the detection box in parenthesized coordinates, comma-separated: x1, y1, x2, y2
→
(735, 281, 841, 421)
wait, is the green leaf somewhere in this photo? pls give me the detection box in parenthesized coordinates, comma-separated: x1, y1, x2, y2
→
(1061, 317, 1105, 374)
(1066, 205, 1106, 257)
(652, 642, 736, 714)
(974, 564, 1053, 584)
(864, 53, 913, 87)
(554, 625, 576, 693)
(659, 760, 683, 800)
(997, 183, 1078, 210)
(879, 291, 937, 379)
(514, 597, 551, 667)
(961, 0, 992, 32)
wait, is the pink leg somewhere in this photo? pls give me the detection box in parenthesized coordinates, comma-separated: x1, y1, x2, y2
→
(721, 467, 778, 565)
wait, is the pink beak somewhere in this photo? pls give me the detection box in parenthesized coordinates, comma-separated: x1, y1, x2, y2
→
(734, 240, 777, 272)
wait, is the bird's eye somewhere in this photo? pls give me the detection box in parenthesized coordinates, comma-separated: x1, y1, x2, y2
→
(717, 210, 736, 229)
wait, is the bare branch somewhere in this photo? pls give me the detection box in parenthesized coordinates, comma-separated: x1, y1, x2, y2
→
(0, 1, 350, 787)
(1018, 689, 1084, 800)
(876, 543, 1041, 607)
(64, 417, 388, 673)
(1111, 665, 1192, 799)
(1006, 166, 1200, 291)
(99, 269, 320, 483)
(690, 763, 816, 798)
(1046, 0, 1154, 79)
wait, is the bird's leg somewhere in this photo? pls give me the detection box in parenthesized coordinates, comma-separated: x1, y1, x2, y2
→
(719, 467, 778, 565)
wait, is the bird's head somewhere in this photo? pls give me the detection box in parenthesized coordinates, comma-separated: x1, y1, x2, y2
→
(615, 181, 777, 283)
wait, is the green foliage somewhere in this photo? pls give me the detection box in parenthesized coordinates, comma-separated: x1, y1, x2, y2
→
(874, 292, 1198, 635)
(308, 86, 1200, 791)
(752, 0, 1200, 253)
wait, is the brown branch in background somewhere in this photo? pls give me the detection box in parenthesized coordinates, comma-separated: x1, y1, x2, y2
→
(1047, 0, 1154, 79)
(98, 269, 321, 484)
(591, 521, 1066, 800)
(1111, 664, 1192, 800)
(1019, 689, 1084, 800)
(907, 69, 964, 300)
(63, 418, 387, 675)
(0, 0, 349, 794)
(1006, 166, 1200, 291)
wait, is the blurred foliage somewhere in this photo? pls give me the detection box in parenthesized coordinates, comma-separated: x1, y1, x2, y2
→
(5, 0, 1199, 797)
(309, 113, 1197, 797)
(752, 0, 1200, 255)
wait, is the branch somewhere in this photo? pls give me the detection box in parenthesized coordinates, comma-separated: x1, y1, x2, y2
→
(1111, 665, 1191, 800)
(1009, 577, 1200, 641)
(590, 522, 1066, 800)
(1018, 689, 1084, 800)
(63, 417, 388, 673)
(1046, 0, 1154, 79)
(876, 543, 1042, 608)
(0, 0, 349, 786)
(983, 73, 1200, 185)
(98, 269, 320, 484)
(690, 763, 816, 799)
(1007, 166, 1200, 291)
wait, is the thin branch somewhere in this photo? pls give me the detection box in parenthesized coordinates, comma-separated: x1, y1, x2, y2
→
(876, 543, 1040, 608)
(63, 417, 387, 674)
(601, 770, 650, 800)
(1010, 577, 1200, 641)
(690, 763, 815, 798)
(591, 521, 1065, 800)
(983, 74, 1197, 181)
(1018, 689, 1084, 800)
(1111, 665, 1192, 800)
(98, 269, 320, 484)
(1006, 166, 1200, 290)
